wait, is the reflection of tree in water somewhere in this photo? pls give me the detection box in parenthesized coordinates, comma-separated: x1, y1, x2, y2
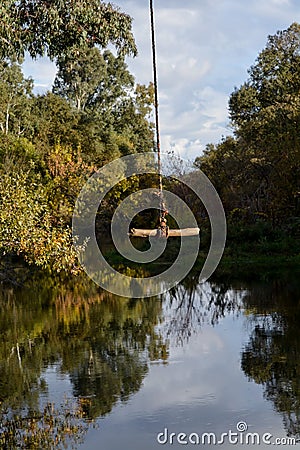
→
(66, 296, 168, 418)
(0, 272, 167, 447)
(241, 277, 300, 438)
(4, 267, 300, 447)
(164, 274, 244, 345)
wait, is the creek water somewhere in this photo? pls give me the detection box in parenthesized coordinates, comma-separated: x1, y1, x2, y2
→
(0, 269, 299, 449)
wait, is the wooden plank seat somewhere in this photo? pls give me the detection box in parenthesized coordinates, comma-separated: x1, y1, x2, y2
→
(129, 228, 200, 237)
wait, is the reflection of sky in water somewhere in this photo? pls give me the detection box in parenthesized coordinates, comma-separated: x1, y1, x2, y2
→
(41, 363, 73, 404)
(66, 303, 285, 450)
(2, 274, 298, 449)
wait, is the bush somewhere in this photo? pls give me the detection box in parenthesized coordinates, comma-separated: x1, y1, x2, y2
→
(0, 170, 82, 273)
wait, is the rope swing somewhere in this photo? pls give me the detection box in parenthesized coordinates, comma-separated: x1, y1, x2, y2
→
(150, 0, 169, 236)
(130, 0, 199, 239)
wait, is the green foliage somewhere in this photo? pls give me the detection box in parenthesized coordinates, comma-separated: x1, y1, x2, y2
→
(198, 23, 300, 231)
(53, 48, 134, 112)
(46, 142, 94, 223)
(0, 170, 81, 273)
(31, 92, 81, 149)
(0, 0, 137, 60)
(0, 2, 155, 275)
(0, 59, 33, 136)
(0, 134, 43, 173)
(229, 23, 300, 127)
(53, 46, 106, 111)
(53, 48, 154, 164)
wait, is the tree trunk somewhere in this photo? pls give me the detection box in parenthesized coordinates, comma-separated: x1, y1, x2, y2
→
(5, 104, 10, 134)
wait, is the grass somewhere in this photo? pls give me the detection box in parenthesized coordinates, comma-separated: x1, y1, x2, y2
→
(101, 217, 300, 280)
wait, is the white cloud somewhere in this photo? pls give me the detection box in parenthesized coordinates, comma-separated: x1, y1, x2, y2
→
(271, 0, 290, 5)
(23, 55, 57, 93)
(157, 85, 229, 159)
(118, 0, 300, 157)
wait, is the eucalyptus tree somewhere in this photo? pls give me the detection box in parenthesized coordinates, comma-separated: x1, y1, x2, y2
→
(0, 0, 137, 60)
(53, 47, 134, 112)
(0, 59, 33, 135)
(53, 46, 154, 165)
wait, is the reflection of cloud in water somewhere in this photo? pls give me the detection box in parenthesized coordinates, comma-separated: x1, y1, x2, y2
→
(160, 281, 246, 345)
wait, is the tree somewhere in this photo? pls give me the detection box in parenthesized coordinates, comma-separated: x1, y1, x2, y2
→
(53, 47, 134, 112)
(229, 23, 300, 128)
(53, 48, 135, 116)
(0, 170, 82, 273)
(228, 23, 300, 222)
(112, 82, 155, 154)
(53, 46, 105, 112)
(0, 59, 33, 135)
(53, 48, 154, 165)
(31, 92, 81, 148)
(198, 23, 300, 226)
(0, 0, 137, 60)
(0, 2, 156, 276)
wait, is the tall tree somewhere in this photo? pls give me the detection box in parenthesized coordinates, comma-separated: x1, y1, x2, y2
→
(53, 47, 154, 164)
(53, 46, 107, 111)
(0, 0, 137, 60)
(0, 59, 33, 135)
(229, 23, 300, 223)
(230, 22, 300, 127)
(53, 47, 134, 112)
(198, 23, 300, 225)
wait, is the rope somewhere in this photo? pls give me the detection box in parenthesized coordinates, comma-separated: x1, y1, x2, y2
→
(150, 0, 163, 206)
(150, 0, 167, 222)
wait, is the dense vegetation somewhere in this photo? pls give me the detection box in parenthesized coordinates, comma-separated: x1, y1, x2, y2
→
(0, 1, 155, 275)
(196, 23, 300, 257)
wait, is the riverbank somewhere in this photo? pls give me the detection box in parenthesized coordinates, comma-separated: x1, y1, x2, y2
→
(102, 234, 300, 283)
(1, 233, 299, 286)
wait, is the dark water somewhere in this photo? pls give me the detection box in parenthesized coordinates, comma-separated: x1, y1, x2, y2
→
(0, 270, 300, 449)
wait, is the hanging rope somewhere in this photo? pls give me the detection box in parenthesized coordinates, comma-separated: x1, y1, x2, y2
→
(149, 0, 161, 191)
(150, 0, 168, 230)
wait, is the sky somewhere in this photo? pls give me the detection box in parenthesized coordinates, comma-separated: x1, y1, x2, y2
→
(23, 0, 300, 161)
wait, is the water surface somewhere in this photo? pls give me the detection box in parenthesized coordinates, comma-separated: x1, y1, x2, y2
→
(0, 271, 299, 449)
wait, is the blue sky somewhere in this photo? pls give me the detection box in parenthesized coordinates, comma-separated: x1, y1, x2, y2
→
(23, 0, 300, 160)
